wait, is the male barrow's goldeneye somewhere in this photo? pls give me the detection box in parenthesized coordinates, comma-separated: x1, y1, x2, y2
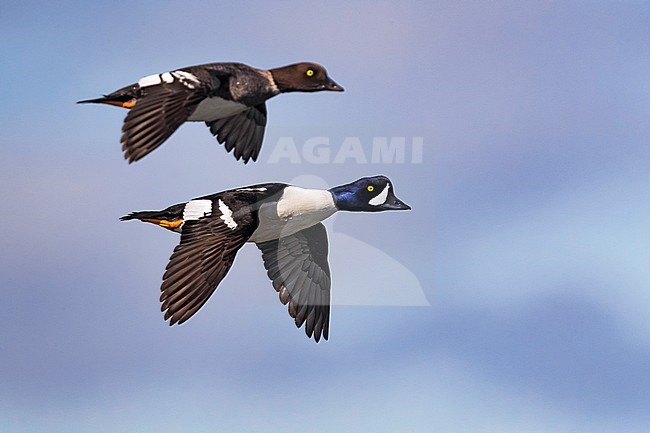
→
(121, 176, 410, 342)
(78, 61, 343, 164)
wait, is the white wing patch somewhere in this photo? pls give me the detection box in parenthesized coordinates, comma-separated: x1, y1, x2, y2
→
(138, 74, 163, 87)
(160, 72, 174, 83)
(218, 199, 238, 230)
(237, 187, 268, 192)
(172, 70, 200, 89)
(183, 199, 212, 221)
(369, 183, 390, 206)
(137, 70, 201, 89)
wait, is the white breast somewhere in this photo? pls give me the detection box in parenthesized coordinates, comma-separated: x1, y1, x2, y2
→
(249, 186, 337, 243)
(187, 97, 247, 122)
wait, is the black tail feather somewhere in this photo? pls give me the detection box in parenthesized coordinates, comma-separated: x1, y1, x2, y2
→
(78, 84, 139, 105)
(120, 211, 160, 221)
(77, 94, 135, 105)
(77, 96, 109, 104)
(120, 203, 186, 222)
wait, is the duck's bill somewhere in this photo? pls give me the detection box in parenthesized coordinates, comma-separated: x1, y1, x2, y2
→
(324, 79, 344, 92)
(380, 195, 411, 211)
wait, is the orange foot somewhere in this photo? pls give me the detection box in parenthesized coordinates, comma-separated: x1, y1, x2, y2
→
(121, 99, 137, 108)
(142, 218, 184, 230)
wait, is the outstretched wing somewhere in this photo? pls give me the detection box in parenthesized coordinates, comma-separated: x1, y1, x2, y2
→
(256, 223, 331, 342)
(206, 103, 267, 163)
(121, 78, 212, 163)
(160, 200, 256, 325)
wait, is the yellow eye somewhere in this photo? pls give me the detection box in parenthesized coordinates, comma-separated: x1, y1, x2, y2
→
(306, 69, 314, 77)
(367, 185, 374, 192)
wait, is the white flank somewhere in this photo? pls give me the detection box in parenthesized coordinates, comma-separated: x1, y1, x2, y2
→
(138, 74, 162, 87)
(218, 199, 237, 230)
(276, 187, 336, 220)
(369, 183, 390, 206)
(183, 199, 212, 221)
(250, 186, 337, 243)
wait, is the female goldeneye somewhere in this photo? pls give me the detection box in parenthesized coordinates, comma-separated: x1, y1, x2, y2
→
(79, 61, 343, 164)
(121, 176, 410, 342)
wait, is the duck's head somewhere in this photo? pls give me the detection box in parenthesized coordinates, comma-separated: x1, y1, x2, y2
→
(330, 175, 411, 212)
(270, 62, 344, 93)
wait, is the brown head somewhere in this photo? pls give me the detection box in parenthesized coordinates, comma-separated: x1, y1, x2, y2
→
(269, 62, 344, 93)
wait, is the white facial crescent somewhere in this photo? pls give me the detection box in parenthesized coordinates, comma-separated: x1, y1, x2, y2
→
(369, 183, 390, 206)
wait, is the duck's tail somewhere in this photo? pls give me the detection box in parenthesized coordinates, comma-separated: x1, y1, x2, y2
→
(120, 204, 186, 231)
(77, 94, 137, 108)
(77, 84, 139, 108)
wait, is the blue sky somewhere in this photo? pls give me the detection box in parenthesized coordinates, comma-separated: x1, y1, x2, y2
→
(1, 1, 649, 432)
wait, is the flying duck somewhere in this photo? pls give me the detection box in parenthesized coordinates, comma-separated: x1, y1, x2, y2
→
(121, 176, 411, 342)
(78, 61, 343, 164)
